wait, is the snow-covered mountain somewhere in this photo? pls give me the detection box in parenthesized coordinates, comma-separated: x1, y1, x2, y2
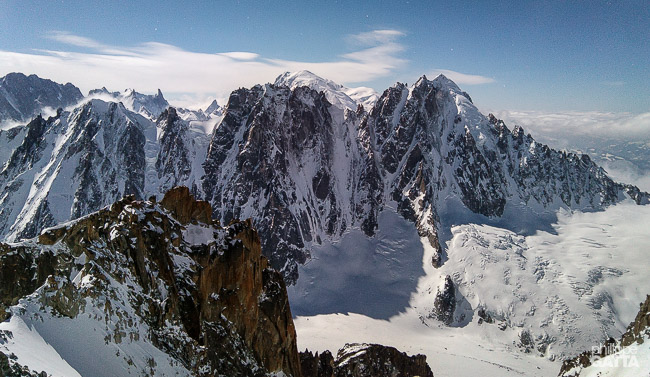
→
(1, 71, 646, 278)
(0, 71, 648, 375)
(203, 73, 647, 282)
(274, 70, 378, 111)
(0, 73, 83, 125)
(0, 98, 210, 241)
(87, 87, 170, 120)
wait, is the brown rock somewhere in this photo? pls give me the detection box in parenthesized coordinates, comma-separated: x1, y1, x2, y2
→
(621, 294, 650, 347)
(160, 186, 212, 225)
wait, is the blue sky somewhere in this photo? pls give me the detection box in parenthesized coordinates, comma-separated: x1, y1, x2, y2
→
(0, 0, 648, 112)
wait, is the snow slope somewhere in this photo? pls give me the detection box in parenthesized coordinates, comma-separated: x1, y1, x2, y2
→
(291, 201, 650, 376)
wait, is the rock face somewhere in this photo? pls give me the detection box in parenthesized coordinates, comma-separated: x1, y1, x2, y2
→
(300, 343, 434, 377)
(0, 186, 301, 376)
(431, 275, 455, 325)
(0, 73, 83, 124)
(0, 72, 648, 286)
(558, 295, 650, 376)
(300, 350, 335, 377)
(620, 294, 650, 347)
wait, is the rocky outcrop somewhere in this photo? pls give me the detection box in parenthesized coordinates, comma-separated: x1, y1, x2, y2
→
(558, 295, 650, 376)
(301, 343, 434, 377)
(0, 186, 301, 376)
(0, 352, 48, 377)
(431, 275, 456, 325)
(300, 349, 335, 377)
(621, 294, 650, 347)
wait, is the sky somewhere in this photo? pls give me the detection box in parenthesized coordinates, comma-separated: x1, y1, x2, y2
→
(0, 0, 648, 113)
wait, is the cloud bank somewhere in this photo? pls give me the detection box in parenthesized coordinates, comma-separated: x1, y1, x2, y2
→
(0, 29, 495, 106)
(0, 30, 409, 103)
(492, 110, 650, 141)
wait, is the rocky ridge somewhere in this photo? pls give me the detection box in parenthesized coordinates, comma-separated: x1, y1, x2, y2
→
(88, 87, 170, 120)
(300, 343, 434, 377)
(202, 73, 648, 283)
(0, 186, 300, 376)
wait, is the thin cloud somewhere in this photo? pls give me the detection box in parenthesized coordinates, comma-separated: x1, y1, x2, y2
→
(350, 29, 406, 45)
(217, 52, 260, 60)
(0, 30, 408, 104)
(429, 69, 495, 85)
(47, 30, 107, 49)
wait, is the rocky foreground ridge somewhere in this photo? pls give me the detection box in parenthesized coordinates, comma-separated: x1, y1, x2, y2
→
(0, 186, 300, 376)
(0, 186, 434, 377)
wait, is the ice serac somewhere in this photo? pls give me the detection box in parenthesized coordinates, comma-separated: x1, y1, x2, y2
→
(0, 186, 301, 377)
(0, 73, 83, 124)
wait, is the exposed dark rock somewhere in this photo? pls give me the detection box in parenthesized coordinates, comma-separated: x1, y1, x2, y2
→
(334, 343, 434, 377)
(431, 275, 456, 325)
(621, 294, 650, 347)
(300, 349, 335, 377)
(477, 307, 493, 325)
(300, 343, 434, 377)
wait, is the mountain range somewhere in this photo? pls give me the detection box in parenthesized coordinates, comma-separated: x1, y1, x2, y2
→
(0, 70, 648, 376)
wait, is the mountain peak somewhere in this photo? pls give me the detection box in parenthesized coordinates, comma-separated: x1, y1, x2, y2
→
(431, 74, 461, 91)
(0, 72, 83, 123)
(274, 70, 341, 90)
(274, 70, 378, 110)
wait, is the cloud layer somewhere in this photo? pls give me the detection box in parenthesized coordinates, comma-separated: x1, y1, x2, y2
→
(0, 30, 496, 106)
(1, 30, 410, 103)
